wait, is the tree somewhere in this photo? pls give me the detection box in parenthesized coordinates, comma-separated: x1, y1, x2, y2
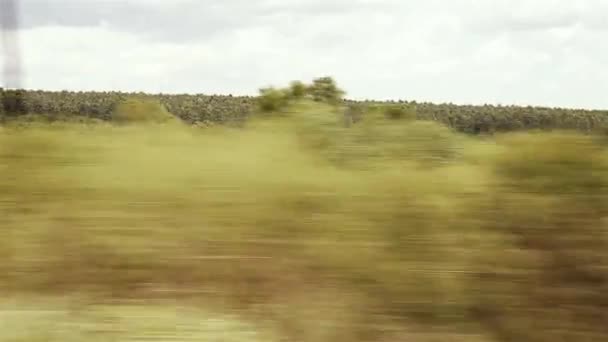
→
(289, 81, 307, 99)
(0, 87, 27, 118)
(307, 77, 345, 105)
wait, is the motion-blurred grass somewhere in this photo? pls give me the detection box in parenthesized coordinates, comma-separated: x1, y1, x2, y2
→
(0, 100, 607, 341)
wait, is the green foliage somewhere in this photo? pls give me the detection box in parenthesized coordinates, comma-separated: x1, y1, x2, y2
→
(284, 102, 463, 169)
(4, 88, 608, 134)
(289, 80, 307, 99)
(0, 88, 27, 119)
(307, 76, 345, 105)
(256, 77, 346, 114)
(383, 103, 417, 121)
(111, 97, 178, 124)
(4, 84, 608, 342)
(257, 87, 291, 113)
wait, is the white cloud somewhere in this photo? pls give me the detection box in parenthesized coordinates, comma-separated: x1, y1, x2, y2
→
(2, 0, 607, 109)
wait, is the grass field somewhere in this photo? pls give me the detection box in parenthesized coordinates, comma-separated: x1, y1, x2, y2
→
(1, 100, 607, 341)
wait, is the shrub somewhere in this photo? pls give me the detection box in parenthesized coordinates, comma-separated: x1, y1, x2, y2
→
(289, 81, 307, 99)
(257, 87, 291, 113)
(256, 78, 346, 114)
(0, 88, 28, 118)
(307, 76, 345, 105)
(328, 115, 464, 168)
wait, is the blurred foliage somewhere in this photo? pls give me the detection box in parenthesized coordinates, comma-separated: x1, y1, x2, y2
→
(382, 103, 417, 121)
(0, 88, 27, 120)
(468, 132, 608, 342)
(2, 87, 608, 341)
(256, 77, 345, 113)
(257, 87, 291, 113)
(111, 97, 179, 124)
(4, 82, 608, 134)
(1, 89, 250, 125)
(307, 76, 345, 105)
(289, 80, 307, 99)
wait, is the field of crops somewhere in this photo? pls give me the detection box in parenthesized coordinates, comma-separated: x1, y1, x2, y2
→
(1, 95, 608, 341)
(3, 86, 608, 134)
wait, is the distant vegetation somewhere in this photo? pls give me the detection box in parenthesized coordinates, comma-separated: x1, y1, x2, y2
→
(1, 78, 608, 341)
(257, 77, 345, 113)
(2, 77, 608, 134)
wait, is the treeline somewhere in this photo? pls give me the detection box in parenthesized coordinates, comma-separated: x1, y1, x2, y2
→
(2, 80, 608, 134)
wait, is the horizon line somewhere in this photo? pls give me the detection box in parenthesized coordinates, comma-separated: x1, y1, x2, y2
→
(3, 85, 608, 112)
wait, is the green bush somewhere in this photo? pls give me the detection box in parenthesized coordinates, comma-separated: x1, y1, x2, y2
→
(0, 88, 27, 118)
(289, 81, 307, 99)
(256, 77, 346, 114)
(257, 87, 291, 113)
(323, 114, 464, 168)
(307, 76, 345, 105)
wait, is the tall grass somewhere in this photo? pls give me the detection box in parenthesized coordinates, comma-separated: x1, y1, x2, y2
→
(0, 100, 607, 341)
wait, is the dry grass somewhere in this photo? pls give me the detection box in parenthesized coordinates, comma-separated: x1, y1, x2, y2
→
(1, 101, 607, 341)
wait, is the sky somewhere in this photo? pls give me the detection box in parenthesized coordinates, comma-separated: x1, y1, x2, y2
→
(1, 0, 607, 109)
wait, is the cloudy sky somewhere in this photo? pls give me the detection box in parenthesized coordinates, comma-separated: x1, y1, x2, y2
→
(2, 0, 607, 109)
